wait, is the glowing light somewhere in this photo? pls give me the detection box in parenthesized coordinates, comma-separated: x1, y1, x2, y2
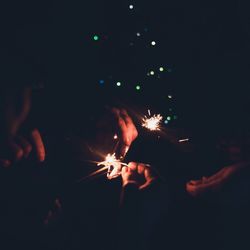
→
(136, 32, 141, 37)
(93, 35, 99, 41)
(151, 41, 156, 46)
(164, 120, 169, 124)
(168, 95, 172, 99)
(99, 80, 105, 84)
(142, 110, 163, 131)
(97, 153, 127, 179)
(129, 4, 134, 9)
(116, 82, 121, 87)
(113, 134, 118, 139)
(167, 116, 171, 121)
(136, 85, 141, 90)
(150, 71, 155, 75)
(179, 138, 189, 143)
(159, 67, 164, 72)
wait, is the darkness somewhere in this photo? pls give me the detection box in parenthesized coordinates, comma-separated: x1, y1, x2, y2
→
(1, 1, 250, 250)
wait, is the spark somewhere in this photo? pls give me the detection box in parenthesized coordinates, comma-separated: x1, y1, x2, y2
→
(142, 110, 163, 131)
(97, 153, 128, 179)
(179, 138, 189, 143)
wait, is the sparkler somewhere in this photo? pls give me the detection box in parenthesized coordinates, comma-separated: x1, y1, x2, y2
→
(142, 109, 163, 131)
(97, 153, 128, 179)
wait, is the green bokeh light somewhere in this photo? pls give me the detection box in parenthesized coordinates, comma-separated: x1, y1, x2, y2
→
(93, 35, 99, 41)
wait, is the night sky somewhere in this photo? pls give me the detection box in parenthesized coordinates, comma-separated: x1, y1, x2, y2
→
(2, 0, 250, 136)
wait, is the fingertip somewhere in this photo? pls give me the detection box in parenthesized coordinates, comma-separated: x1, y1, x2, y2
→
(128, 162, 137, 170)
(15, 147, 24, 161)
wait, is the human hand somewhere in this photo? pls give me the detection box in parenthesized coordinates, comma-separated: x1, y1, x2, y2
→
(121, 162, 156, 190)
(0, 128, 46, 168)
(186, 161, 250, 197)
(94, 108, 138, 159)
(111, 108, 138, 158)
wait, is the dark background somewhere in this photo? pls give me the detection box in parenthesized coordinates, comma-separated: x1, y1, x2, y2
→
(2, 0, 250, 136)
(1, 2, 250, 250)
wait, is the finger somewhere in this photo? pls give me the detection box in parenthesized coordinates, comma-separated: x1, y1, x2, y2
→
(112, 108, 131, 146)
(0, 159, 11, 168)
(120, 109, 138, 139)
(188, 180, 201, 185)
(144, 167, 155, 181)
(121, 166, 129, 175)
(30, 129, 45, 162)
(139, 179, 155, 190)
(128, 162, 137, 171)
(8, 141, 24, 161)
(15, 136, 32, 158)
(138, 163, 146, 175)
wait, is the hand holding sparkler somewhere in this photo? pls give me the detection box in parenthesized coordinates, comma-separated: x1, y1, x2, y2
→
(121, 162, 156, 190)
(111, 108, 138, 158)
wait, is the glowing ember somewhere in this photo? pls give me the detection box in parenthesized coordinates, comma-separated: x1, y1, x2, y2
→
(97, 153, 127, 179)
(142, 110, 163, 131)
(179, 138, 189, 143)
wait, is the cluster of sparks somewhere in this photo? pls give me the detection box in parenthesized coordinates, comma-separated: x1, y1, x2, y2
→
(142, 110, 163, 131)
(83, 109, 164, 181)
(97, 153, 128, 179)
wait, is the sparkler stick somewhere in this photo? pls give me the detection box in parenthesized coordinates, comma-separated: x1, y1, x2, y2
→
(142, 109, 163, 131)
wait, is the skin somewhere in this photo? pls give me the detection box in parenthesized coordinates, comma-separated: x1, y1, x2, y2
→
(186, 161, 250, 197)
(122, 162, 156, 190)
(0, 87, 45, 167)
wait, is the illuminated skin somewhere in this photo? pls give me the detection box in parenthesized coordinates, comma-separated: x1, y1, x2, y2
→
(0, 87, 45, 167)
(121, 162, 156, 190)
(186, 161, 250, 197)
(111, 108, 138, 158)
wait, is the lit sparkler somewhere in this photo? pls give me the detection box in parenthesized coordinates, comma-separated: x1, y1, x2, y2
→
(97, 153, 128, 179)
(142, 109, 163, 131)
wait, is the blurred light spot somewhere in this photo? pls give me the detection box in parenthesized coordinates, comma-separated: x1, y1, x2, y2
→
(151, 41, 156, 46)
(168, 95, 172, 99)
(164, 120, 169, 124)
(159, 67, 164, 72)
(93, 35, 99, 41)
(113, 134, 118, 140)
(129, 4, 134, 9)
(136, 85, 141, 90)
(116, 82, 121, 87)
(167, 116, 171, 121)
(150, 71, 155, 75)
(99, 80, 105, 84)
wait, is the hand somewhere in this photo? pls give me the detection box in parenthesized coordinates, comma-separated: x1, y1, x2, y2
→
(0, 128, 46, 168)
(94, 108, 138, 159)
(122, 162, 156, 190)
(186, 161, 249, 197)
(111, 108, 138, 158)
